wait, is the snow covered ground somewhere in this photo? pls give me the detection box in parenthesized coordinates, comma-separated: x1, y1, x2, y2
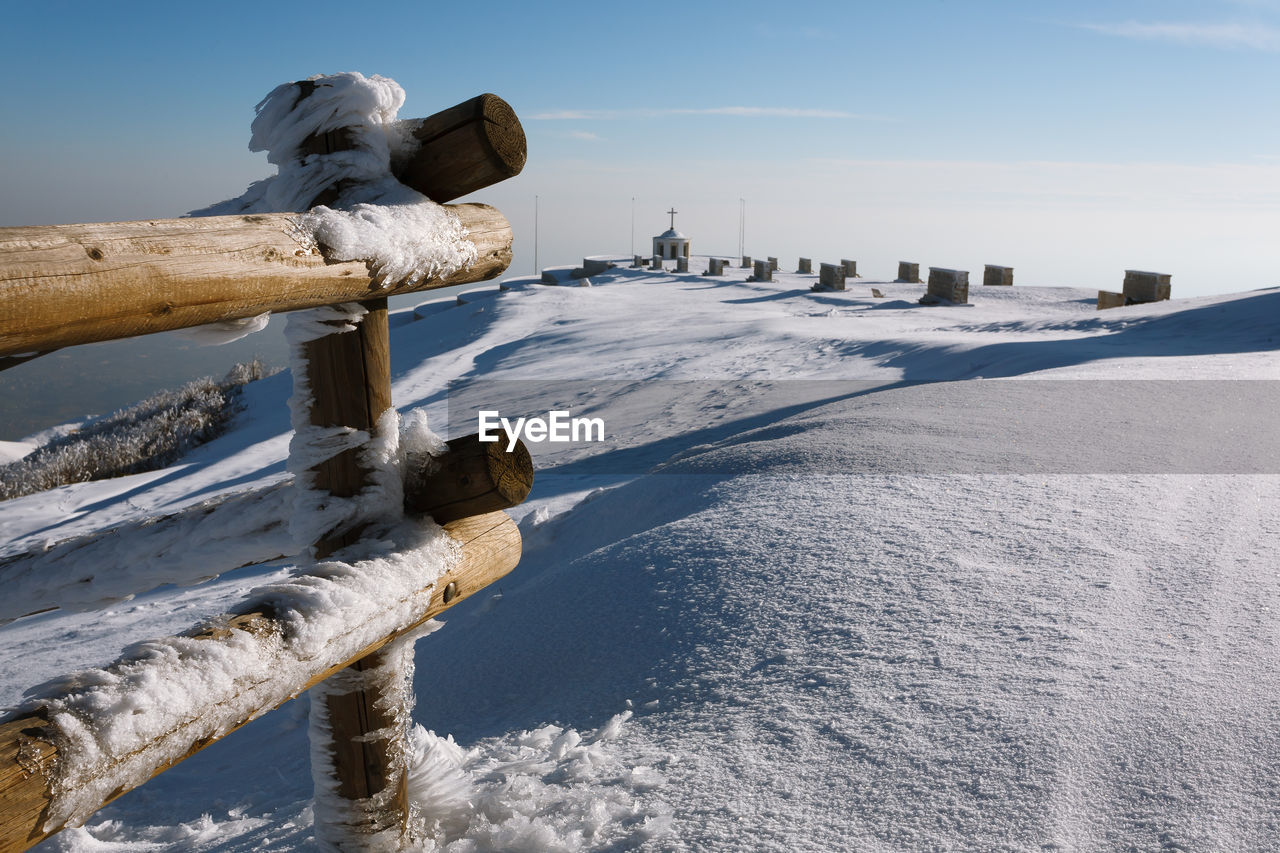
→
(2, 260, 1278, 850)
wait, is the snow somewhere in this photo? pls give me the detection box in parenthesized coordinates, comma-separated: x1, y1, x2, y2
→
(291, 200, 477, 290)
(191, 72, 411, 218)
(188, 72, 478, 334)
(24, 514, 458, 834)
(3, 259, 1279, 850)
(174, 312, 272, 346)
(0, 439, 36, 464)
(0, 481, 295, 623)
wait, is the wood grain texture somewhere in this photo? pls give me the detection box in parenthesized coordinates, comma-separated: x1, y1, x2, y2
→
(399, 93, 527, 204)
(300, 300, 409, 831)
(300, 92, 526, 207)
(0, 511, 521, 853)
(404, 431, 534, 524)
(0, 204, 511, 356)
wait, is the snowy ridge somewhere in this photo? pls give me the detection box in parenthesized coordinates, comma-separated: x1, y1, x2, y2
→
(3, 261, 1278, 850)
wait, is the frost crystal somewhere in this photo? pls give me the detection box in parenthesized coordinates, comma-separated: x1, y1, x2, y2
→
(189, 71, 477, 336)
(294, 200, 478, 289)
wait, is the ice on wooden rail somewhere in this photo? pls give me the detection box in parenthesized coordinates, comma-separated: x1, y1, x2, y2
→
(173, 311, 271, 346)
(20, 516, 459, 833)
(291, 196, 478, 289)
(194, 70, 478, 291)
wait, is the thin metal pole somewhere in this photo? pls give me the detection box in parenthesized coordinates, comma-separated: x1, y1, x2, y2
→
(738, 198, 745, 260)
(534, 194, 539, 274)
(630, 196, 635, 257)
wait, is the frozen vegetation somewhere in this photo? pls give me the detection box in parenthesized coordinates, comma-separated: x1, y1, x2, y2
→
(0, 361, 271, 501)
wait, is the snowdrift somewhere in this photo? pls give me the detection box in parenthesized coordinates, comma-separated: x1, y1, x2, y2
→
(3, 262, 1278, 850)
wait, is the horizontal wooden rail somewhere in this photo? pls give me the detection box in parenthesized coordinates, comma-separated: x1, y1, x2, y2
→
(0, 433, 534, 625)
(0, 204, 511, 357)
(0, 510, 521, 853)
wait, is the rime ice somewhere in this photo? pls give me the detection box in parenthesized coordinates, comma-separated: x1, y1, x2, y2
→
(192, 71, 476, 298)
(293, 198, 477, 290)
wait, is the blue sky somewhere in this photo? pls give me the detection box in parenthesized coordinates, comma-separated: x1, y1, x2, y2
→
(2, 0, 1277, 295)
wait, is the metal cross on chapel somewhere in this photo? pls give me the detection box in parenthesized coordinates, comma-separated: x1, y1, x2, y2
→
(667, 207, 678, 228)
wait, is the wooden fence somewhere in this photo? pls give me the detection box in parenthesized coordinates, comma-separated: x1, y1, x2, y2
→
(0, 88, 529, 851)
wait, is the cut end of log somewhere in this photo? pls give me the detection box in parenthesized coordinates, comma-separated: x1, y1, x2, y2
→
(486, 433, 534, 507)
(404, 432, 534, 525)
(401, 94, 527, 203)
(477, 93, 527, 179)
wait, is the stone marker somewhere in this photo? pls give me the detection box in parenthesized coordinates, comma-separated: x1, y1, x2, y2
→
(705, 258, 727, 275)
(819, 263, 846, 290)
(652, 255, 664, 270)
(1097, 291, 1126, 310)
(922, 267, 969, 304)
(753, 259, 772, 282)
(897, 261, 920, 283)
(632, 254, 644, 268)
(841, 259, 857, 278)
(768, 256, 779, 272)
(983, 265, 1013, 286)
(1123, 270, 1172, 303)
(676, 257, 689, 273)
(798, 258, 812, 274)
(583, 258, 614, 276)
(741, 255, 752, 268)
(541, 265, 577, 284)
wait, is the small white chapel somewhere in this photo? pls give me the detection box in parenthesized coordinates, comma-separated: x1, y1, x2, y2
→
(652, 208, 690, 260)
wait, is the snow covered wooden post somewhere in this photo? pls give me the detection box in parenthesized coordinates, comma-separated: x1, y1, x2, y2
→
(280, 81, 528, 846)
(296, 301, 415, 839)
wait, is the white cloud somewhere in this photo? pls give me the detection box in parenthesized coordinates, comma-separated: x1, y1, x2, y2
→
(1078, 20, 1280, 50)
(531, 107, 882, 121)
(566, 130, 601, 141)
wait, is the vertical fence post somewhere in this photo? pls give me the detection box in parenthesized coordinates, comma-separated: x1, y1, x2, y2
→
(297, 297, 411, 842)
